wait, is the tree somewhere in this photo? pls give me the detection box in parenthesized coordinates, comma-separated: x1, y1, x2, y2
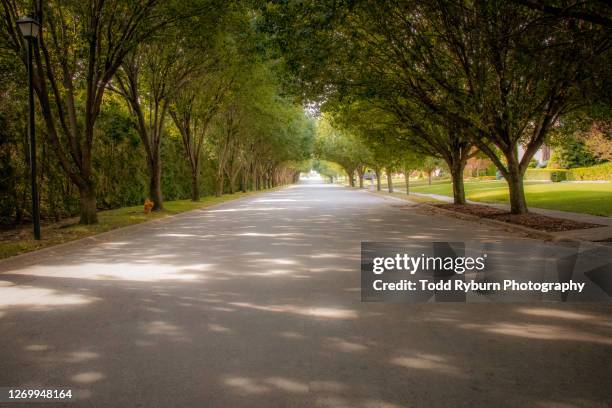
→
(170, 72, 231, 200)
(259, 1, 475, 204)
(399, 152, 425, 195)
(421, 157, 443, 186)
(209, 102, 241, 196)
(1, 0, 173, 223)
(314, 117, 370, 188)
(260, 0, 611, 213)
(206, 59, 314, 195)
(112, 19, 214, 209)
(370, 1, 610, 212)
(580, 122, 612, 162)
(312, 160, 344, 183)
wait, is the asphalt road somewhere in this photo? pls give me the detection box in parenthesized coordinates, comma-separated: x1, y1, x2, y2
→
(1, 181, 611, 407)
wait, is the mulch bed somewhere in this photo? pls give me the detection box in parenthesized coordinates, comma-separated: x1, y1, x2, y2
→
(433, 204, 603, 232)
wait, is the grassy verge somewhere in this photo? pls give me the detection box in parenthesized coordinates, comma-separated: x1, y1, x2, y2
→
(0, 191, 266, 260)
(372, 190, 444, 204)
(399, 180, 612, 216)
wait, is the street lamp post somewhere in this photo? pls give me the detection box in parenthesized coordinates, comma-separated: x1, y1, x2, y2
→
(17, 16, 41, 240)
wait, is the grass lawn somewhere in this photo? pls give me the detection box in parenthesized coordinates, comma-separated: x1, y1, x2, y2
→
(0, 191, 262, 260)
(398, 180, 612, 216)
(372, 190, 444, 204)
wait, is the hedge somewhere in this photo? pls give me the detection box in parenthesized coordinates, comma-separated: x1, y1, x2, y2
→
(566, 163, 612, 181)
(524, 164, 611, 182)
(524, 168, 570, 182)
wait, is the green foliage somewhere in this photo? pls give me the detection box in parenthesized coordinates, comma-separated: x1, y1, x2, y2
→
(314, 116, 370, 176)
(566, 163, 612, 181)
(0, 1, 313, 226)
(525, 169, 570, 182)
(549, 138, 600, 169)
(408, 180, 612, 217)
(259, 0, 610, 212)
(0, 191, 262, 259)
(93, 98, 147, 209)
(312, 160, 344, 180)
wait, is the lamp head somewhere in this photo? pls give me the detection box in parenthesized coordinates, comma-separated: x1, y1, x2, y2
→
(17, 16, 40, 40)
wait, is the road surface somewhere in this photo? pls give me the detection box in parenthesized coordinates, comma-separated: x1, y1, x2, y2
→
(1, 182, 611, 407)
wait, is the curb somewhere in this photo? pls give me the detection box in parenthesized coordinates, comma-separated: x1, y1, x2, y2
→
(359, 187, 571, 242)
(418, 202, 557, 241)
(0, 187, 287, 271)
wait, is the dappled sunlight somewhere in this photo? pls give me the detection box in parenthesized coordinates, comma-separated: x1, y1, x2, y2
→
(390, 353, 464, 377)
(9, 262, 212, 282)
(315, 395, 403, 408)
(0, 283, 97, 310)
(249, 258, 298, 265)
(223, 376, 309, 395)
(224, 377, 271, 394)
(71, 371, 105, 384)
(310, 253, 342, 259)
(253, 198, 298, 202)
(142, 320, 190, 342)
(227, 301, 358, 319)
(459, 322, 612, 345)
(516, 307, 599, 321)
(2, 183, 611, 407)
(323, 337, 368, 353)
(24, 344, 49, 351)
(210, 306, 236, 312)
(245, 269, 294, 277)
(207, 206, 300, 213)
(156, 233, 199, 238)
(208, 323, 233, 333)
(278, 331, 305, 340)
(265, 377, 309, 393)
(235, 232, 304, 238)
(308, 307, 359, 319)
(310, 267, 354, 273)
(28, 349, 100, 364)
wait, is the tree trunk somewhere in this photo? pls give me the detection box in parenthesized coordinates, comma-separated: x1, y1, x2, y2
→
(386, 168, 394, 193)
(375, 169, 382, 191)
(428, 171, 432, 185)
(252, 166, 258, 190)
(403, 168, 410, 195)
(356, 166, 365, 188)
(450, 162, 466, 205)
(241, 170, 248, 192)
(79, 183, 98, 224)
(346, 169, 355, 187)
(229, 175, 236, 194)
(215, 173, 224, 197)
(191, 170, 200, 201)
(506, 160, 529, 214)
(541, 144, 551, 162)
(149, 159, 163, 210)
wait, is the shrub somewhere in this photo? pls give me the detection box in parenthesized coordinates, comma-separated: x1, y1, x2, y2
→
(525, 168, 570, 182)
(566, 163, 612, 181)
(485, 163, 497, 176)
(550, 137, 600, 169)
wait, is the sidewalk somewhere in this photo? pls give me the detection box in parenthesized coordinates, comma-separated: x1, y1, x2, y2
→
(407, 192, 612, 226)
